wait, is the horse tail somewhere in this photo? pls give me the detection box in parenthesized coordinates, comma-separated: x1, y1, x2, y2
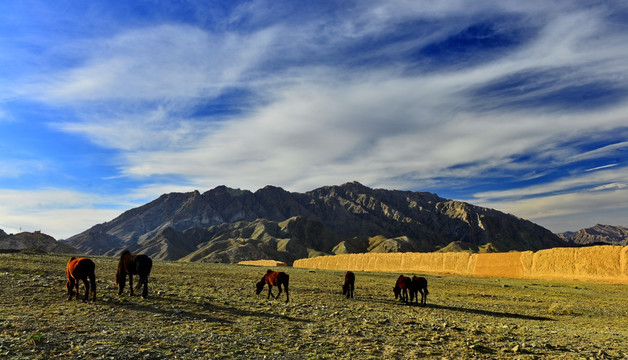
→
(134, 255, 152, 297)
(133, 278, 146, 293)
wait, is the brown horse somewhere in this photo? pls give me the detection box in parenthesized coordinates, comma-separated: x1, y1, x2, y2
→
(66, 257, 96, 302)
(410, 276, 429, 305)
(256, 270, 290, 303)
(393, 275, 411, 303)
(116, 250, 153, 299)
(342, 271, 355, 299)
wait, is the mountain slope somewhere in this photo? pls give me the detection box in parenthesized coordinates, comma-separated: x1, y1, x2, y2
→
(558, 224, 628, 246)
(0, 230, 77, 254)
(66, 182, 567, 263)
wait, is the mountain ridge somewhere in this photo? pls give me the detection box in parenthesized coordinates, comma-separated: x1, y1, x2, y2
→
(558, 224, 628, 246)
(0, 229, 77, 254)
(65, 182, 568, 264)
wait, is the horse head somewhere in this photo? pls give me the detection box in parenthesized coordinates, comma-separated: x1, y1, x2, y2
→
(255, 280, 265, 295)
(393, 286, 401, 299)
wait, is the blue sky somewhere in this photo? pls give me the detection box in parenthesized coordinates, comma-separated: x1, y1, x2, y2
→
(1, 1, 627, 239)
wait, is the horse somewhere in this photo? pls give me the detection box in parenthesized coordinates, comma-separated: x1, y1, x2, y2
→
(66, 257, 96, 302)
(410, 276, 429, 305)
(116, 250, 153, 299)
(393, 275, 411, 303)
(342, 271, 355, 299)
(256, 270, 290, 303)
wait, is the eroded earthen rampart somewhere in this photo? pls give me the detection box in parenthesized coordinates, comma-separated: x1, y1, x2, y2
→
(292, 246, 628, 282)
(238, 260, 288, 267)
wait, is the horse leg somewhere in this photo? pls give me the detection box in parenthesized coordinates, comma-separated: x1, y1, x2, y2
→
(283, 283, 289, 303)
(141, 277, 148, 299)
(267, 285, 273, 299)
(89, 273, 96, 302)
(82, 278, 90, 302)
(66, 278, 75, 300)
(350, 284, 354, 299)
(275, 285, 283, 300)
(134, 276, 148, 299)
(74, 279, 80, 300)
(128, 274, 134, 296)
(117, 273, 126, 296)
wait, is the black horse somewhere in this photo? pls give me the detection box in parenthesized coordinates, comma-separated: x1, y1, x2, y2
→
(116, 250, 153, 299)
(410, 276, 429, 305)
(342, 271, 355, 299)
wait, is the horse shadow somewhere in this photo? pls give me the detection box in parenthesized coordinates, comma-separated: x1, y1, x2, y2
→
(351, 296, 553, 321)
(423, 303, 554, 321)
(94, 295, 230, 324)
(97, 293, 312, 324)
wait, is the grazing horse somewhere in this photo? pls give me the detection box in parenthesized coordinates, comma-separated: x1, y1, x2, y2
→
(393, 275, 412, 303)
(256, 270, 290, 303)
(116, 250, 153, 299)
(410, 276, 429, 305)
(342, 271, 355, 299)
(66, 257, 96, 302)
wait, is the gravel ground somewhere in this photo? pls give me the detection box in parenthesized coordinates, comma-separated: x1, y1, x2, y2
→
(0, 252, 627, 359)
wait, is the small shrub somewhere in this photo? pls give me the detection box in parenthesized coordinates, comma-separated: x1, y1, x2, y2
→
(548, 303, 576, 315)
(29, 332, 44, 345)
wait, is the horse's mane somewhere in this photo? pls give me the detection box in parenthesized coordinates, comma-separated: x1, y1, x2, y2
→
(121, 250, 131, 256)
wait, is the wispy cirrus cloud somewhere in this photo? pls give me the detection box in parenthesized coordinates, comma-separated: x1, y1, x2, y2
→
(1, 0, 627, 238)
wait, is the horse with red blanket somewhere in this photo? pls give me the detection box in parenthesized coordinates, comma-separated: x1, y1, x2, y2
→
(256, 270, 290, 303)
(66, 257, 96, 302)
(393, 274, 411, 303)
(116, 250, 153, 299)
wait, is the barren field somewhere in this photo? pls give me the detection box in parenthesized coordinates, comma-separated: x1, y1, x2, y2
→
(0, 253, 627, 359)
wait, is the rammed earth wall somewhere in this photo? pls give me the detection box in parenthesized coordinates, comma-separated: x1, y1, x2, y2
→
(292, 245, 628, 283)
(237, 260, 288, 267)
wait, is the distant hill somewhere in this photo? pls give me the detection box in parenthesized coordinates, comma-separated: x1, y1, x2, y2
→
(0, 229, 77, 254)
(558, 224, 628, 246)
(65, 182, 568, 264)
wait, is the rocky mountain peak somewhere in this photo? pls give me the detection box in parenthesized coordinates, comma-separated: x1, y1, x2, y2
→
(558, 224, 628, 245)
(66, 183, 569, 264)
(0, 230, 77, 254)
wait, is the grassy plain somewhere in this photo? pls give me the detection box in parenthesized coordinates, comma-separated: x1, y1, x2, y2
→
(0, 252, 626, 359)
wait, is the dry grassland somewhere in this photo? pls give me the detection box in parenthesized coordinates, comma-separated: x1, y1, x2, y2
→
(0, 252, 627, 359)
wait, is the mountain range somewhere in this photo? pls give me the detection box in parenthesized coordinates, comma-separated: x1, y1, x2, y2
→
(558, 224, 628, 246)
(64, 182, 569, 264)
(0, 229, 77, 253)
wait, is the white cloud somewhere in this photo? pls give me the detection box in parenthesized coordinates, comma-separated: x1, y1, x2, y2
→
(33, 24, 276, 103)
(3, 1, 627, 235)
(0, 189, 131, 239)
(474, 187, 628, 233)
